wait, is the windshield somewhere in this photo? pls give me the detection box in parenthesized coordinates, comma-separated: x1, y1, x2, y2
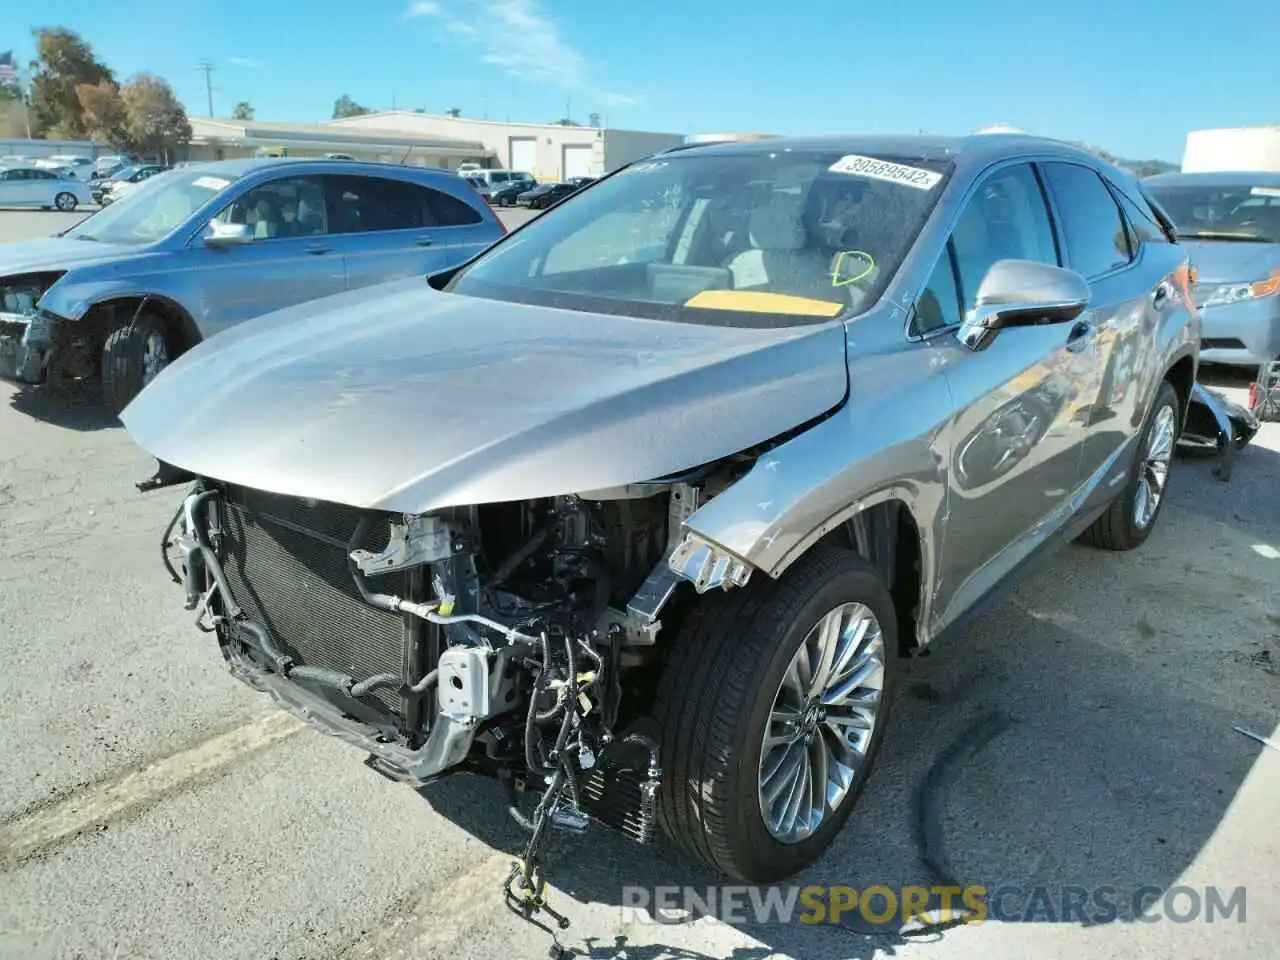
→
(447, 148, 950, 326)
(67, 168, 239, 245)
(1145, 182, 1280, 243)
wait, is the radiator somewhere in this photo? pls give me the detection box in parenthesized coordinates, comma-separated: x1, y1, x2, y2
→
(215, 486, 409, 718)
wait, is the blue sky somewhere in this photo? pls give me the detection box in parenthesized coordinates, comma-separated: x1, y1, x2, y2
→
(5, 0, 1278, 161)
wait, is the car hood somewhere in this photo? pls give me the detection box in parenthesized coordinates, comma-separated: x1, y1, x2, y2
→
(122, 279, 850, 513)
(0, 236, 140, 277)
(1178, 239, 1280, 284)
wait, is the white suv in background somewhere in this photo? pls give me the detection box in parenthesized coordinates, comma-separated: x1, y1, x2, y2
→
(36, 155, 95, 181)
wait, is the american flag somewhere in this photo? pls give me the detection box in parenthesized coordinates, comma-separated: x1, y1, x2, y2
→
(0, 51, 16, 83)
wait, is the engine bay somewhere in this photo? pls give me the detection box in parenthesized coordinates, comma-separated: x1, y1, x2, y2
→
(156, 463, 757, 934)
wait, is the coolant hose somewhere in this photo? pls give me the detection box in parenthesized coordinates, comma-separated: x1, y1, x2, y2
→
(187, 491, 242, 620)
(346, 516, 403, 613)
(288, 665, 359, 692)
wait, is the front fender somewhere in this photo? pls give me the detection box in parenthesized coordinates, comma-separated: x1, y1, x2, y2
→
(682, 336, 952, 635)
(38, 275, 165, 321)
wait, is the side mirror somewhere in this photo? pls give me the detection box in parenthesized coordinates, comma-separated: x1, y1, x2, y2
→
(203, 222, 254, 248)
(958, 259, 1090, 351)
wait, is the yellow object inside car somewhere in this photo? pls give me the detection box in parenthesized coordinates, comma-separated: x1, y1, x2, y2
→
(685, 289, 844, 317)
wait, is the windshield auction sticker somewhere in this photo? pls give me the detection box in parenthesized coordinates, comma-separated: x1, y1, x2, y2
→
(192, 176, 232, 191)
(828, 155, 942, 190)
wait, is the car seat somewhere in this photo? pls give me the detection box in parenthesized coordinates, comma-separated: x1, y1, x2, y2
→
(724, 190, 832, 300)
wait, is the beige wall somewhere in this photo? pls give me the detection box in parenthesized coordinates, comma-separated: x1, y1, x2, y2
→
(328, 112, 684, 180)
(600, 129, 685, 171)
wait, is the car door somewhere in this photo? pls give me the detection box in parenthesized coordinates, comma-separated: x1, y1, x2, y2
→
(921, 161, 1103, 625)
(32, 169, 69, 206)
(328, 174, 491, 288)
(1, 168, 38, 206)
(0, 169, 24, 206)
(188, 174, 347, 337)
(1037, 161, 1163, 503)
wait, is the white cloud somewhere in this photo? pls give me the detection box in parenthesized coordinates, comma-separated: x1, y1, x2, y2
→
(226, 56, 264, 69)
(596, 91, 639, 108)
(406, 0, 637, 108)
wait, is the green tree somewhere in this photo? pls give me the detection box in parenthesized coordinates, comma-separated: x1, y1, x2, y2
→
(76, 80, 129, 147)
(332, 94, 371, 119)
(232, 100, 254, 120)
(28, 26, 114, 137)
(121, 73, 191, 162)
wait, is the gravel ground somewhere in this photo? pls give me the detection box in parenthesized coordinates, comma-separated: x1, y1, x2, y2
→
(0, 208, 1276, 960)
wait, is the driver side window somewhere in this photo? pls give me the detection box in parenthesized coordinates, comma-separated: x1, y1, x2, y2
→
(915, 163, 1058, 334)
(211, 176, 329, 241)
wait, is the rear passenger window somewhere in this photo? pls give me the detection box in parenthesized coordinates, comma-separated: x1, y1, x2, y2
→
(1111, 185, 1164, 248)
(331, 176, 482, 233)
(1040, 162, 1131, 278)
(429, 189, 483, 226)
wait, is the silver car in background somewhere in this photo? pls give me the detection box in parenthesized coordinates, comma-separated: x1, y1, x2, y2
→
(123, 134, 1200, 901)
(0, 157, 506, 413)
(0, 165, 93, 211)
(1144, 171, 1280, 366)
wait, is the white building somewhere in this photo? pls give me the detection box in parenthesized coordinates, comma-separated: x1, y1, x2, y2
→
(186, 117, 488, 167)
(324, 111, 684, 180)
(1182, 127, 1280, 173)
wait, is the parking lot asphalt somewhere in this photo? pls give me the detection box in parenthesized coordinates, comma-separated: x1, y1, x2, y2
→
(1, 209, 1277, 960)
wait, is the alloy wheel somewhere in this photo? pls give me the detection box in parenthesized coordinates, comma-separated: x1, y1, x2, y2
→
(141, 330, 170, 385)
(1134, 404, 1176, 529)
(757, 602, 886, 844)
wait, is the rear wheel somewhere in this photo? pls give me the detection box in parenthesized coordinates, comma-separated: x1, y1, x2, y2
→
(101, 311, 172, 415)
(54, 192, 78, 212)
(654, 545, 897, 882)
(1080, 379, 1179, 551)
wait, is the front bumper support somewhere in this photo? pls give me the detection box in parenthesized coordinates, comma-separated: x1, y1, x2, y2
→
(0, 311, 51, 383)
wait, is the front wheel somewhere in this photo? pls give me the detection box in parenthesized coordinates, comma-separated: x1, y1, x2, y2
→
(101, 312, 172, 416)
(1080, 379, 1180, 551)
(54, 192, 78, 211)
(654, 545, 897, 882)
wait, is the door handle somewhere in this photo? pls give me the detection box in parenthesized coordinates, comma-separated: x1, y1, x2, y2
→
(1065, 320, 1093, 353)
(414, 236, 434, 247)
(305, 243, 329, 255)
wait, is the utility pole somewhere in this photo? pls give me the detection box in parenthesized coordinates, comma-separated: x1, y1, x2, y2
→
(564, 93, 571, 124)
(198, 60, 215, 116)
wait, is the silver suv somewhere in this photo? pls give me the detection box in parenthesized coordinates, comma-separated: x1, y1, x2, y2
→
(0, 158, 505, 413)
(125, 135, 1200, 901)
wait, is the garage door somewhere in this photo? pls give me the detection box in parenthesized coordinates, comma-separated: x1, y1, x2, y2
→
(509, 137, 536, 175)
(562, 144, 593, 180)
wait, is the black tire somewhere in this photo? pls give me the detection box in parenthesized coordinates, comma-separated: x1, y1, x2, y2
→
(54, 192, 78, 212)
(101, 311, 171, 416)
(653, 545, 898, 883)
(1079, 379, 1180, 551)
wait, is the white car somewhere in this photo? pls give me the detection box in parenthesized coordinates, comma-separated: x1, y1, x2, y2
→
(36, 155, 95, 182)
(0, 166, 93, 211)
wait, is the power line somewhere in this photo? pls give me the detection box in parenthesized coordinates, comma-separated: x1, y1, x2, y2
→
(197, 60, 215, 117)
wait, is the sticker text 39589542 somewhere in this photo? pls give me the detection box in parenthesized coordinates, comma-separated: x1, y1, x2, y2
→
(828, 155, 942, 190)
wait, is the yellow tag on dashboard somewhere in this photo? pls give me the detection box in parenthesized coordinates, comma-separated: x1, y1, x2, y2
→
(685, 289, 843, 317)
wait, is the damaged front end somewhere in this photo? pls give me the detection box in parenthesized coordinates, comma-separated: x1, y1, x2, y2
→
(155, 468, 756, 926)
(0, 274, 64, 384)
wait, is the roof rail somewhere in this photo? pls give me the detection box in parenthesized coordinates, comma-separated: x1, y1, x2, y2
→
(652, 141, 720, 156)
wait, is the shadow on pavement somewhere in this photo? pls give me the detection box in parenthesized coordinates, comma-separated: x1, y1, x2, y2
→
(7, 384, 119, 432)
(418, 578, 1272, 958)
